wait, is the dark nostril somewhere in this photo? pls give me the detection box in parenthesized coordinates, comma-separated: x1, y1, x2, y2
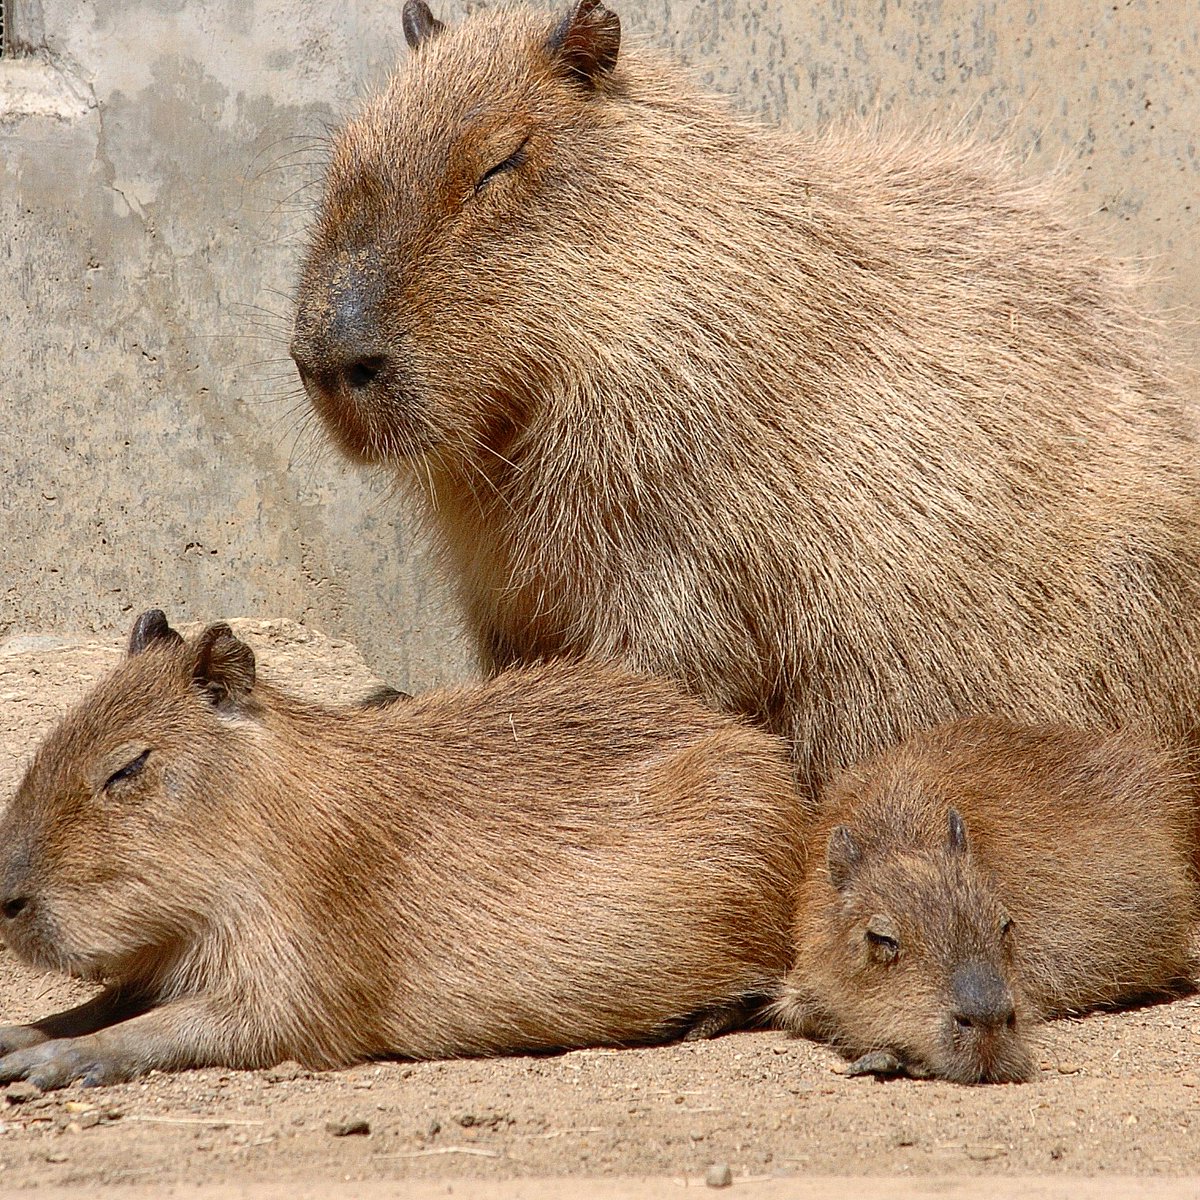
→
(953, 1005, 1015, 1035)
(2, 896, 29, 920)
(345, 356, 387, 391)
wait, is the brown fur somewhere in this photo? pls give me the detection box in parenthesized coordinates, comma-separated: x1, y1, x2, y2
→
(0, 611, 804, 1089)
(773, 717, 1200, 1084)
(291, 2, 1200, 790)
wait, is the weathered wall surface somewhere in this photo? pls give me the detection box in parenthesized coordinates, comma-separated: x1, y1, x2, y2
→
(1, 0, 1196, 691)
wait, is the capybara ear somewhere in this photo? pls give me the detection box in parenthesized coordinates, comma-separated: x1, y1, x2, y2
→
(190, 624, 256, 707)
(826, 824, 861, 892)
(547, 0, 620, 87)
(127, 609, 183, 657)
(403, 0, 445, 50)
(946, 808, 970, 856)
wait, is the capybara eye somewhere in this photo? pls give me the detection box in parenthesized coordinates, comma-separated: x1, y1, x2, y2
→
(1000, 914, 1014, 937)
(865, 929, 900, 962)
(104, 749, 150, 791)
(474, 138, 530, 193)
(864, 913, 899, 962)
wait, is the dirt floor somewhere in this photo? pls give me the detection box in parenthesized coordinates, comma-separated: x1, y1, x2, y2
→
(0, 621, 1198, 1199)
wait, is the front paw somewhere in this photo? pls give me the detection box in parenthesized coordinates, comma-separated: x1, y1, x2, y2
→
(0, 1037, 133, 1091)
(845, 1048, 909, 1079)
(0, 1023, 51, 1057)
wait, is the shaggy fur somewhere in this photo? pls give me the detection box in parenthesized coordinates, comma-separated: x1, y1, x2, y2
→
(0, 610, 803, 1089)
(773, 717, 1199, 1084)
(291, 1, 1200, 789)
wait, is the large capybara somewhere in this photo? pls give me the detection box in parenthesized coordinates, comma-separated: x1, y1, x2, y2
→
(290, 0, 1200, 789)
(0, 610, 804, 1090)
(772, 717, 1199, 1084)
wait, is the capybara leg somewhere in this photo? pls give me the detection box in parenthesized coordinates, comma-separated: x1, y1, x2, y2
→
(0, 997, 243, 1090)
(0, 987, 147, 1057)
(682, 994, 768, 1040)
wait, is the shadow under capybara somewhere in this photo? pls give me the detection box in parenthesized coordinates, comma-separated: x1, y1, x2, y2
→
(291, 0, 1200, 788)
(772, 716, 1200, 1084)
(0, 610, 804, 1090)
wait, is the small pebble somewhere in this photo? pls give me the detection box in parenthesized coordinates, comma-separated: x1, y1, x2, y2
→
(45, 1150, 68, 1164)
(705, 1163, 733, 1188)
(457, 1110, 509, 1129)
(4, 1082, 42, 1105)
(1056, 1062, 1082, 1075)
(266, 1061, 306, 1083)
(326, 1118, 371, 1137)
(965, 1144, 1007, 1162)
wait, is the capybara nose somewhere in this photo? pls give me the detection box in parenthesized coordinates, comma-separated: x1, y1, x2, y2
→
(1, 895, 30, 921)
(950, 961, 1016, 1032)
(291, 342, 390, 398)
(291, 278, 391, 399)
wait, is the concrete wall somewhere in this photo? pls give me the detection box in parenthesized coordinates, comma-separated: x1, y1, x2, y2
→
(1, 0, 1196, 692)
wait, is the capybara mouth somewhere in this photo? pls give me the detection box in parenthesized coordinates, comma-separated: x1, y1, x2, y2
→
(941, 1028, 1036, 1085)
(3, 903, 147, 986)
(1, 911, 78, 977)
(302, 371, 436, 467)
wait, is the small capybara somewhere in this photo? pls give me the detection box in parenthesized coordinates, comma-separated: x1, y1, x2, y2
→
(772, 717, 1199, 1084)
(291, 0, 1200, 789)
(0, 610, 804, 1090)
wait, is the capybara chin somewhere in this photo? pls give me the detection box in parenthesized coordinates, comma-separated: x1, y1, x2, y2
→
(772, 717, 1199, 1084)
(292, 0, 1200, 788)
(0, 610, 804, 1090)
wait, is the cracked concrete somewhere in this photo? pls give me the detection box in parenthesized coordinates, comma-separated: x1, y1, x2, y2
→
(1, 1, 1197, 689)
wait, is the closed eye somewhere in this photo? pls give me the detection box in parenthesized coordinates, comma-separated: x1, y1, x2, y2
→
(866, 930, 900, 962)
(104, 749, 150, 790)
(475, 138, 530, 193)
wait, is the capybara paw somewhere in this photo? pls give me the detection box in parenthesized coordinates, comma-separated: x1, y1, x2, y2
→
(682, 997, 761, 1041)
(845, 1048, 907, 1078)
(0, 1037, 132, 1091)
(0, 1023, 50, 1057)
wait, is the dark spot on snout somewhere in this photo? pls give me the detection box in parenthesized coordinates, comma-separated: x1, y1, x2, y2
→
(2, 896, 29, 921)
(950, 960, 1016, 1032)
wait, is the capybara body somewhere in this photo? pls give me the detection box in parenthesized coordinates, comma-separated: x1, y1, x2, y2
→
(773, 717, 1199, 1084)
(291, 1, 1200, 787)
(0, 611, 804, 1089)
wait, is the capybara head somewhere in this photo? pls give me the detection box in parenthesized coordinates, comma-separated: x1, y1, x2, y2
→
(291, 0, 625, 466)
(0, 611, 258, 984)
(793, 802, 1036, 1084)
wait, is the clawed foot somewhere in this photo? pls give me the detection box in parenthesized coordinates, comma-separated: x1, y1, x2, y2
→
(846, 1048, 913, 1079)
(0, 1036, 132, 1091)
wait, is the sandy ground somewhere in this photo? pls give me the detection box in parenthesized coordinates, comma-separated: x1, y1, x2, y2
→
(0, 622, 1198, 1199)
